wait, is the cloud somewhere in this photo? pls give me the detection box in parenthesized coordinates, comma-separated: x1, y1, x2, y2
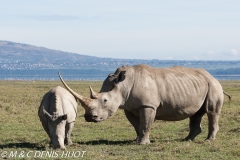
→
(26, 15, 81, 21)
(207, 51, 216, 55)
(230, 49, 239, 56)
(204, 49, 240, 60)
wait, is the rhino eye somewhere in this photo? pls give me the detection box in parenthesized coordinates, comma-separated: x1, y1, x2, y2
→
(104, 99, 107, 103)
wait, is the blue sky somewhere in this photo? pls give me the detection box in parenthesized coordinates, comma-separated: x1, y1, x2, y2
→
(1, 0, 240, 60)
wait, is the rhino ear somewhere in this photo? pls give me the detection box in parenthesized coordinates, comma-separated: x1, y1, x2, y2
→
(108, 73, 118, 82)
(115, 71, 126, 83)
(61, 114, 67, 120)
(108, 71, 126, 83)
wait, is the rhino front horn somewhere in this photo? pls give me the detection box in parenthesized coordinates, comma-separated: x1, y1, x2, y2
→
(58, 72, 92, 107)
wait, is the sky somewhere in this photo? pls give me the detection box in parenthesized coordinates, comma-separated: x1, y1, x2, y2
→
(0, 0, 240, 60)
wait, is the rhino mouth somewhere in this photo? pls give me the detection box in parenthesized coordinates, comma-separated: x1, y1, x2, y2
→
(84, 114, 103, 123)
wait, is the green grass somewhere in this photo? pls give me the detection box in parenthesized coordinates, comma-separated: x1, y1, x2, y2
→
(0, 80, 240, 159)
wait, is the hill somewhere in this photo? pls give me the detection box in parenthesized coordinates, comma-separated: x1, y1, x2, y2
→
(0, 40, 163, 70)
(0, 40, 240, 73)
(0, 40, 100, 70)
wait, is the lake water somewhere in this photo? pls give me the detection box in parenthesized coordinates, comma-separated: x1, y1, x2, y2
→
(0, 69, 111, 80)
(0, 69, 240, 81)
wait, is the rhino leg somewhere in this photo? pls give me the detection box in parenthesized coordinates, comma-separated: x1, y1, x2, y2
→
(64, 122, 74, 145)
(39, 118, 51, 142)
(124, 110, 140, 141)
(206, 113, 220, 141)
(185, 115, 204, 141)
(185, 107, 206, 141)
(58, 137, 66, 150)
(205, 92, 223, 141)
(138, 107, 156, 144)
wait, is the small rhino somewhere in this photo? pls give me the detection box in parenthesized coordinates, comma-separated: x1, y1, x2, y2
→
(38, 86, 77, 149)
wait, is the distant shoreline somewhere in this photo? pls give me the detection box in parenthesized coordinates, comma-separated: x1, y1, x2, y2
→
(0, 69, 240, 81)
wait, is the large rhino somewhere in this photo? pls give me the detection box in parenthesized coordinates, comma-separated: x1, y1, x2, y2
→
(59, 64, 225, 144)
(38, 86, 77, 149)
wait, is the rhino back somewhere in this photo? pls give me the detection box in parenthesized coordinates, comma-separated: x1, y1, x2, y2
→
(123, 65, 222, 121)
(38, 86, 77, 123)
(52, 86, 78, 123)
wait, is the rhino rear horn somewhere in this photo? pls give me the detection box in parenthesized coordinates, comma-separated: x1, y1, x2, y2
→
(89, 86, 98, 99)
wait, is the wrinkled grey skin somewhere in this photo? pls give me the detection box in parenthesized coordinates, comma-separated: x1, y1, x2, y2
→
(59, 64, 224, 144)
(38, 86, 77, 149)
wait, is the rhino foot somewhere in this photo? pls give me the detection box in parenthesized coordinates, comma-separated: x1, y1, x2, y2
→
(60, 146, 66, 150)
(205, 137, 215, 142)
(133, 136, 138, 142)
(182, 138, 192, 142)
(137, 138, 150, 145)
(64, 138, 73, 145)
(138, 140, 150, 145)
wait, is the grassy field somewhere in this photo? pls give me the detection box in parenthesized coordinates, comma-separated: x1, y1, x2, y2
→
(0, 80, 239, 160)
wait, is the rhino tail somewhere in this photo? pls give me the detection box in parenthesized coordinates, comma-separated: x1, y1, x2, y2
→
(42, 106, 53, 118)
(223, 91, 232, 103)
